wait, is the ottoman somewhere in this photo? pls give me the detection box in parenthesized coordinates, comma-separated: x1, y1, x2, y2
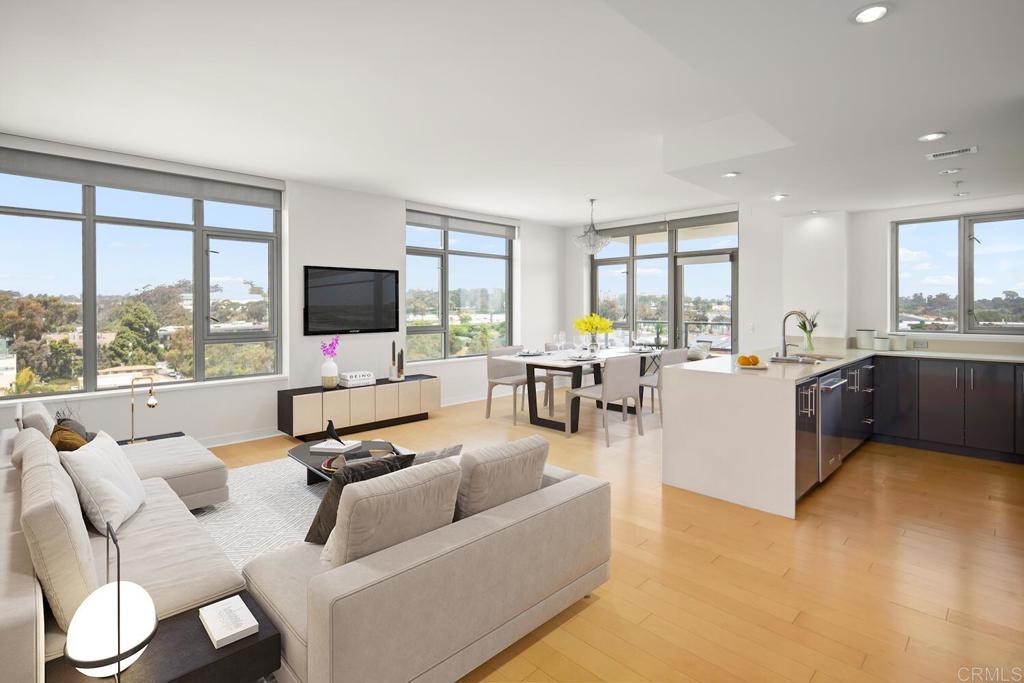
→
(122, 435, 229, 509)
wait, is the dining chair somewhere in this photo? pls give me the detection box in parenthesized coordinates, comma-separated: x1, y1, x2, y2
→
(639, 347, 688, 423)
(564, 355, 644, 446)
(485, 346, 554, 424)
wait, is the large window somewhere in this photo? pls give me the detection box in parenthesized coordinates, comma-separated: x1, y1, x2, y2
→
(590, 213, 738, 350)
(892, 209, 1024, 334)
(405, 210, 514, 361)
(0, 151, 281, 398)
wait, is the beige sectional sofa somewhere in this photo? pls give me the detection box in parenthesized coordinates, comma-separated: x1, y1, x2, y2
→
(244, 438, 611, 683)
(0, 422, 238, 682)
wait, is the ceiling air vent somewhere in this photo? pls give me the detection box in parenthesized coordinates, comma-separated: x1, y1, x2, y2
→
(926, 145, 978, 161)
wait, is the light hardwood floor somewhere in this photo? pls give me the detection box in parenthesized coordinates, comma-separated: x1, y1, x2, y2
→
(212, 390, 1024, 683)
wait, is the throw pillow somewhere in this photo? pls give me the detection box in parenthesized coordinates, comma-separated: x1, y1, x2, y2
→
(57, 418, 95, 443)
(305, 453, 414, 544)
(51, 425, 88, 452)
(455, 435, 548, 520)
(21, 403, 56, 438)
(59, 431, 147, 533)
(411, 443, 462, 467)
(321, 458, 461, 566)
(687, 343, 712, 361)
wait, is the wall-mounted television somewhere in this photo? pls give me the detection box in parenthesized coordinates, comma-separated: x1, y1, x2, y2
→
(303, 265, 399, 335)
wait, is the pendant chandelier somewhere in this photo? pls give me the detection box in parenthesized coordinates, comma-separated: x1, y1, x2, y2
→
(575, 198, 611, 254)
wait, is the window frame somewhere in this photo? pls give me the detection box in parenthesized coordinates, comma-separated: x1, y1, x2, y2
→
(405, 220, 513, 361)
(0, 172, 281, 401)
(890, 208, 1024, 336)
(590, 221, 739, 349)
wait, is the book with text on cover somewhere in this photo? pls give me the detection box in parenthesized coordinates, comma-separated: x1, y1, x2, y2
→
(198, 595, 259, 649)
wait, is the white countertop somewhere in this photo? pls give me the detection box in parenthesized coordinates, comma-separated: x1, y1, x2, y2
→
(673, 347, 1024, 384)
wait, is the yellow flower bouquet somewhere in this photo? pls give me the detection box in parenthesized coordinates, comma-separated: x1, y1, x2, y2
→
(573, 313, 614, 349)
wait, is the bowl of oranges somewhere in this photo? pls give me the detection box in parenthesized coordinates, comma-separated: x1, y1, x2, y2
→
(735, 354, 766, 370)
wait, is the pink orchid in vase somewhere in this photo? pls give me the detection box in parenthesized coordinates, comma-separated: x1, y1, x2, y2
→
(320, 335, 340, 359)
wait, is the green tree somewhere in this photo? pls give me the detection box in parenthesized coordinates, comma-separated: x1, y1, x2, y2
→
(0, 293, 79, 341)
(164, 328, 194, 378)
(106, 301, 161, 367)
(14, 367, 37, 394)
(46, 339, 81, 381)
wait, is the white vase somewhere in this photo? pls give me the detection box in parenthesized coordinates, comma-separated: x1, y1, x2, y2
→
(321, 358, 338, 389)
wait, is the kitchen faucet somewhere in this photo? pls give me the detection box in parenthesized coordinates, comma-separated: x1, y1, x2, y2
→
(779, 310, 812, 358)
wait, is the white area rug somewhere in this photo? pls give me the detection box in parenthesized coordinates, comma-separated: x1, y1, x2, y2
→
(193, 458, 327, 569)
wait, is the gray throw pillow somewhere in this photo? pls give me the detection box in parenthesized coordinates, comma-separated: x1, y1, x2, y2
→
(305, 453, 415, 544)
(455, 435, 548, 520)
(411, 443, 462, 466)
(57, 418, 95, 442)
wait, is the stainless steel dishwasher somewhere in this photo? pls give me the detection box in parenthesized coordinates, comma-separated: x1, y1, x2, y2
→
(795, 378, 819, 499)
(818, 371, 847, 482)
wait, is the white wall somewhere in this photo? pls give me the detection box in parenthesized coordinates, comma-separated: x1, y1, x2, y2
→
(847, 193, 1024, 335)
(781, 211, 849, 339)
(737, 203, 784, 350)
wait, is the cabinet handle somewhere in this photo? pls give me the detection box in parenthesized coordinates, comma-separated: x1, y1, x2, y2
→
(862, 418, 874, 425)
(970, 367, 975, 391)
(862, 364, 875, 370)
(862, 387, 875, 393)
(955, 366, 958, 389)
(809, 386, 816, 417)
(848, 369, 859, 392)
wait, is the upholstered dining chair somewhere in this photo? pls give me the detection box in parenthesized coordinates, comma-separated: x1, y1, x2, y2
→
(485, 346, 554, 424)
(639, 347, 688, 423)
(564, 354, 644, 446)
(544, 342, 594, 386)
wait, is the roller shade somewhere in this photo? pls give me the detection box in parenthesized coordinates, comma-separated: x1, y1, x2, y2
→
(598, 211, 739, 238)
(0, 147, 282, 209)
(406, 209, 517, 240)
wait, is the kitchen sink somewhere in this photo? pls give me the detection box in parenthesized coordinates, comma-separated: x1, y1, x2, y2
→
(770, 353, 845, 364)
(799, 353, 845, 361)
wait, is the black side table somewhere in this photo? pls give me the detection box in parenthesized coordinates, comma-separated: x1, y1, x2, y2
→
(46, 591, 280, 683)
(117, 431, 186, 446)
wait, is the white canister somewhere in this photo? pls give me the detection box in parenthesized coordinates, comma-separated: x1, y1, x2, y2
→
(889, 334, 907, 351)
(855, 329, 875, 349)
(873, 336, 890, 351)
(321, 358, 338, 389)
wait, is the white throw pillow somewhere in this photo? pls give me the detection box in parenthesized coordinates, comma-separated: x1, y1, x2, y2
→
(455, 435, 548, 520)
(687, 343, 712, 361)
(411, 443, 462, 467)
(322, 458, 461, 566)
(59, 431, 146, 533)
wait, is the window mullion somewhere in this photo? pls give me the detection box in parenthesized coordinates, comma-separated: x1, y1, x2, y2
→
(194, 199, 206, 382)
(82, 186, 98, 393)
(441, 248, 450, 358)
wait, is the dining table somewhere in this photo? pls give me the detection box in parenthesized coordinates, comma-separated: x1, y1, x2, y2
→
(490, 347, 660, 433)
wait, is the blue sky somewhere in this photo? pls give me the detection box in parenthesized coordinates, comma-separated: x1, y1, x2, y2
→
(898, 218, 1024, 300)
(406, 226, 508, 291)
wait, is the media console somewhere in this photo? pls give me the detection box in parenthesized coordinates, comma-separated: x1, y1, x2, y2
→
(277, 374, 440, 439)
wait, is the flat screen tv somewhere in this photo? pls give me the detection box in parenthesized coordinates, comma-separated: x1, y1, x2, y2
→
(303, 266, 399, 335)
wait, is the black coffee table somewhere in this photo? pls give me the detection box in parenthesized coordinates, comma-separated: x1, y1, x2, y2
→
(288, 439, 415, 484)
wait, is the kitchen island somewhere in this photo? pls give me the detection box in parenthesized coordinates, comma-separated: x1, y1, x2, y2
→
(661, 346, 1024, 518)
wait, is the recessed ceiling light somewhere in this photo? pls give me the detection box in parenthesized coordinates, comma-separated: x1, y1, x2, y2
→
(918, 131, 947, 142)
(851, 4, 889, 24)
(953, 191, 970, 197)
(722, 171, 741, 178)
(939, 168, 961, 175)
(771, 194, 788, 202)
(810, 210, 820, 214)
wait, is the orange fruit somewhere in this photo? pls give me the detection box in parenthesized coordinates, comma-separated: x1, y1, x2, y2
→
(748, 354, 760, 366)
(737, 355, 751, 366)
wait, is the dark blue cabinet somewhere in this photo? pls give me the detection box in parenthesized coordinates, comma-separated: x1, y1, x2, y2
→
(919, 359, 965, 446)
(875, 356, 918, 440)
(1017, 365, 1024, 456)
(964, 362, 1015, 453)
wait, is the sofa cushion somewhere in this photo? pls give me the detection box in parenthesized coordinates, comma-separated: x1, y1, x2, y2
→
(411, 443, 463, 467)
(0, 426, 17, 467)
(322, 458, 461, 566)
(243, 543, 332, 682)
(89, 478, 244, 618)
(60, 432, 146, 533)
(121, 435, 229, 506)
(20, 457, 98, 631)
(305, 454, 414, 545)
(20, 403, 56, 438)
(455, 435, 548, 520)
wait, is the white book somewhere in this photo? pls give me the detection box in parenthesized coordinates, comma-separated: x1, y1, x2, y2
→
(198, 595, 258, 649)
(309, 439, 362, 454)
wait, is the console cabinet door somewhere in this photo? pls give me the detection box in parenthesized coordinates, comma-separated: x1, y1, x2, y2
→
(918, 359, 965, 446)
(375, 383, 400, 420)
(874, 356, 918, 439)
(322, 389, 350, 430)
(292, 393, 322, 437)
(349, 386, 376, 425)
(964, 362, 1014, 453)
(398, 381, 421, 417)
(420, 377, 441, 412)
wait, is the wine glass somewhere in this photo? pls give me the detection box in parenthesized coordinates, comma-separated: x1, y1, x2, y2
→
(557, 331, 566, 351)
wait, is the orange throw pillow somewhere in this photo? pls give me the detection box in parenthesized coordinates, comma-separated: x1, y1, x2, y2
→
(50, 425, 87, 452)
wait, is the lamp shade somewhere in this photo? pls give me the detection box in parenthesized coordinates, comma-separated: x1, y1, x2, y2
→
(65, 581, 157, 678)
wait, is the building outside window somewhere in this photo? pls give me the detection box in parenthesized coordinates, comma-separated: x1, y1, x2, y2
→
(0, 149, 281, 399)
(892, 209, 1024, 334)
(405, 209, 515, 361)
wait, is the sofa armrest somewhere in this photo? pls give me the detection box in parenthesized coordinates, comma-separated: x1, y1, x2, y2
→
(306, 474, 610, 683)
(0, 533, 45, 683)
(541, 463, 576, 488)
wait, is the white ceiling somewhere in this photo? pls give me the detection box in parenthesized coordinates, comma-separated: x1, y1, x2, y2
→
(1, 0, 1022, 225)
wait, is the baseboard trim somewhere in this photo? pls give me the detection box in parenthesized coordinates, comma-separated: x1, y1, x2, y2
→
(199, 428, 286, 448)
(871, 434, 1023, 464)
